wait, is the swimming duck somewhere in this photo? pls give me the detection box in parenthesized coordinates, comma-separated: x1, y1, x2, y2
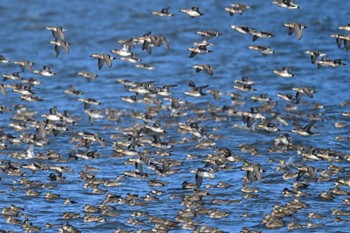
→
(319, 191, 335, 201)
(45, 191, 60, 200)
(287, 222, 303, 230)
(22, 218, 41, 232)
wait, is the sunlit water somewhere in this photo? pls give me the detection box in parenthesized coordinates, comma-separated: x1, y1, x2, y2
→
(0, 1, 350, 232)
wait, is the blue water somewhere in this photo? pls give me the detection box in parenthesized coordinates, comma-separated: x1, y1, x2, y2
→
(0, 0, 350, 232)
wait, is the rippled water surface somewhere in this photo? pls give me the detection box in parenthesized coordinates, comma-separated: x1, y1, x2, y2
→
(1, 1, 350, 232)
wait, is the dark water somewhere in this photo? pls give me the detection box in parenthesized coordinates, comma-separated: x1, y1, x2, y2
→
(0, 0, 350, 232)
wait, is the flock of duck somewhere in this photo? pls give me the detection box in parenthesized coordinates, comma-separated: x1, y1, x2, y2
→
(1, 0, 350, 232)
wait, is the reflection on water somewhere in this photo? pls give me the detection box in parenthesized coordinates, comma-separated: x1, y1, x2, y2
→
(0, 0, 350, 232)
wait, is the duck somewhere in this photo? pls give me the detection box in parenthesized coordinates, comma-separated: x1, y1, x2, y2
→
(46, 26, 67, 40)
(241, 227, 261, 233)
(111, 41, 133, 57)
(90, 53, 115, 69)
(152, 7, 174, 17)
(196, 30, 221, 38)
(284, 22, 307, 40)
(120, 53, 141, 63)
(273, 66, 295, 78)
(13, 60, 35, 72)
(257, 122, 280, 132)
(141, 33, 170, 54)
(83, 215, 105, 223)
(225, 3, 250, 16)
(25, 189, 41, 197)
(156, 84, 177, 96)
(77, 71, 98, 81)
(45, 191, 60, 200)
(305, 50, 326, 64)
(2, 72, 21, 81)
(78, 98, 102, 109)
(195, 167, 215, 188)
(242, 107, 265, 127)
(192, 64, 215, 75)
(0, 54, 10, 63)
(249, 29, 275, 41)
(292, 120, 317, 136)
(272, 0, 300, 9)
(332, 209, 350, 216)
(50, 40, 70, 57)
(292, 87, 315, 104)
(135, 63, 155, 70)
(12, 84, 34, 96)
(22, 218, 41, 232)
(180, 7, 204, 18)
(209, 209, 230, 218)
(251, 93, 271, 102)
(248, 45, 275, 56)
(241, 184, 259, 193)
(20, 94, 43, 102)
(41, 106, 62, 121)
(233, 83, 256, 92)
(287, 222, 303, 230)
(188, 45, 212, 58)
(230, 25, 254, 35)
(330, 34, 350, 50)
(62, 212, 81, 220)
(184, 80, 209, 97)
(315, 56, 346, 68)
(193, 38, 214, 47)
(64, 86, 84, 96)
(242, 162, 265, 182)
(33, 66, 56, 76)
(338, 24, 350, 31)
(319, 191, 335, 201)
(235, 76, 255, 85)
